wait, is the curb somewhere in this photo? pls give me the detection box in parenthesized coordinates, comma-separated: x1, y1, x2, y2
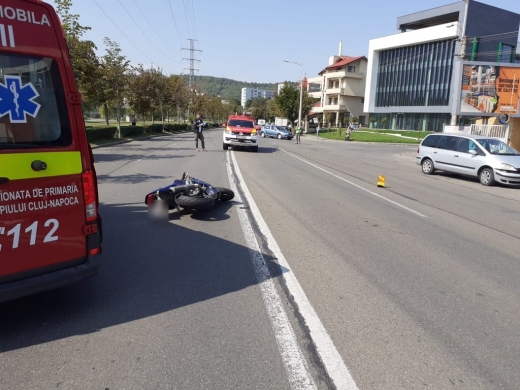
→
(89, 127, 221, 149)
(90, 132, 183, 149)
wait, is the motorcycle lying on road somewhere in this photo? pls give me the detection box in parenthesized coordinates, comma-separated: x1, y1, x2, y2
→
(145, 172, 235, 220)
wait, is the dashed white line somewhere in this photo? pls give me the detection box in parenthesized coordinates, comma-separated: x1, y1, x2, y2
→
(228, 151, 360, 390)
(281, 148, 427, 218)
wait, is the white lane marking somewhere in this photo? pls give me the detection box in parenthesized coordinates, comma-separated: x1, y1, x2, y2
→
(281, 148, 427, 218)
(229, 151, 359, 390)
(226, 153, 317, 390)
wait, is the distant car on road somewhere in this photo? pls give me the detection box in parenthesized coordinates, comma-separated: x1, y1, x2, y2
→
(260, 125, 293, 140)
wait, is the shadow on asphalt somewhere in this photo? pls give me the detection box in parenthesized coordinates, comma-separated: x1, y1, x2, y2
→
(0, 200, 287, 352)
(97, 173, 171, 185)
(230, 146, 278, 154)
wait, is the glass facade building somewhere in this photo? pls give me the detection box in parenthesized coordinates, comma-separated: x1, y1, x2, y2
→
(375, 40, 456, 108)
(365, 1, 520, 132)
(368, 112, 452, 132)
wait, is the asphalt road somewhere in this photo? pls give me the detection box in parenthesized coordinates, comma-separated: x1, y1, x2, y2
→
(1, 130, 519, 390)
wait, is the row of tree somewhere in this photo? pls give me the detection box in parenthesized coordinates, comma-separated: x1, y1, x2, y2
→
(55, 0, 318, 129)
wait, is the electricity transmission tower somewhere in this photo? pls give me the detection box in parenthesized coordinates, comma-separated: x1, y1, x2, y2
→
(182, 39, 202, 94)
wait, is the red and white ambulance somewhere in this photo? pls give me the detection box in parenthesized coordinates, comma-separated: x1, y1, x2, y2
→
(0, 0, 102, 302)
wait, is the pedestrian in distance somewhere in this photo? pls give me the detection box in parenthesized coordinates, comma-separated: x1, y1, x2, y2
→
(193, 114, 206, 152)
(131, 115, 136, 126)
(295, 124, 302, 144)
(316, 123, 320, 137)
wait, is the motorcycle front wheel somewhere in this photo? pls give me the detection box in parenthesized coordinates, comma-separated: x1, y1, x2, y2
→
(175, 195, 215, 210)
(215, 187, 234, 202)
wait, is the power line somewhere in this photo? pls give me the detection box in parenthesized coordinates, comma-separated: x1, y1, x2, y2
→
(117, 0, 176, 62)
(182, 0, 193, 38)
(132, 0, 178, 51)
(91, 0, 154, 64)
(166, 0, 184, 47)
(191, 0, 198, 39)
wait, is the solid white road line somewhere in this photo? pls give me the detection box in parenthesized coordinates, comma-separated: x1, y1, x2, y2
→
(228, 151, 360, 390)
(225, 152, 317, 390)
(281, 148, 427, 218)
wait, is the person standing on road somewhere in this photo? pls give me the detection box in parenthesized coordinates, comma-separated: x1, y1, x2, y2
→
(194, 114, 206, 152)
(316, 123, 320, 137)
(295, 124, 302, 144)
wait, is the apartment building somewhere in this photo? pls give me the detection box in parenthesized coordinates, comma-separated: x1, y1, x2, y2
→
(307, 43, 368, 126)
(241, 87, 276, 108)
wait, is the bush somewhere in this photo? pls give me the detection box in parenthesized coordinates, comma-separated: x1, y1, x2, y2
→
(167, 123, 190, 132)
(147, 124, 164, 133)
(86, 127, 117, 142)
(121, 126, 144, 137)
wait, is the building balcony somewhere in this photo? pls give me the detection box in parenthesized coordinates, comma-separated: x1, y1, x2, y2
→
(310, 106, 323, 114)
(325, 87, 345, 95)
(326, 70, 363, 79)
(323, 104, 347, 111)
(308, 91, 322, 99)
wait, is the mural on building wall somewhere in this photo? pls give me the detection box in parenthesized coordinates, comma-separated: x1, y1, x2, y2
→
(459, 64, 520, 116)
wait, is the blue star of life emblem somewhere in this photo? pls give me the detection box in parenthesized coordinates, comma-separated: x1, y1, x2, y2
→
(0, 75, 41, 123)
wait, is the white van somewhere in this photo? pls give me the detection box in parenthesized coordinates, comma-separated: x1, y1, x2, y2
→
(417, 133, 520, 186)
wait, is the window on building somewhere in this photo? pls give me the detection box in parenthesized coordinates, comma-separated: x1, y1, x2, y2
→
(347, 66, 356, 73)
(375, 39, 455, 107)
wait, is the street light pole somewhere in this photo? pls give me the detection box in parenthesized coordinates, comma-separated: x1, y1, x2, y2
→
(284, 60, 303, 128)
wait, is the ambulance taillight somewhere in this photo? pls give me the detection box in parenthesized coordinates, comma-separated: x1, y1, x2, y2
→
(82, 171, 97, 222)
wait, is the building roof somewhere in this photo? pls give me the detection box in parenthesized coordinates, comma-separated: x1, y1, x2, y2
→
(319, 56, 367, 75)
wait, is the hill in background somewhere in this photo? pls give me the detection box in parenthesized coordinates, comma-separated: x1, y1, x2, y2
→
(183, 75, 283, 101)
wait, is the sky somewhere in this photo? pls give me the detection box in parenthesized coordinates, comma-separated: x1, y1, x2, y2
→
(66, 0, 519, 84)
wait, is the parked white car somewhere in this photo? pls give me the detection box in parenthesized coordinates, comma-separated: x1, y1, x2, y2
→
(416, 133, 520, 186)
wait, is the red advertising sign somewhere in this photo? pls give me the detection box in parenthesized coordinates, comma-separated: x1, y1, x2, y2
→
(459, 65, 520, 116)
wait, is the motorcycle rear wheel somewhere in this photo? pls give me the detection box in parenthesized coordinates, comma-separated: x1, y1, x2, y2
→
(175, 195, 215, 210)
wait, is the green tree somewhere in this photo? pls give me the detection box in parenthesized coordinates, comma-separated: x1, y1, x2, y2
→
(97, 38, 130, 131)
(164, 75, 188, 123)
(246, 97, 269, 121)
(149, 67, 168, 127)
(274, 82, 300, 124)
(274, 82, 317, 125)
(228, 98, 242, 114)
(266, 99, 281, 122)
(54, 0, 100, 105)
(381, 117, 388, 129)
(127, 66, 155, 128)
(324, 112, 333, 127)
